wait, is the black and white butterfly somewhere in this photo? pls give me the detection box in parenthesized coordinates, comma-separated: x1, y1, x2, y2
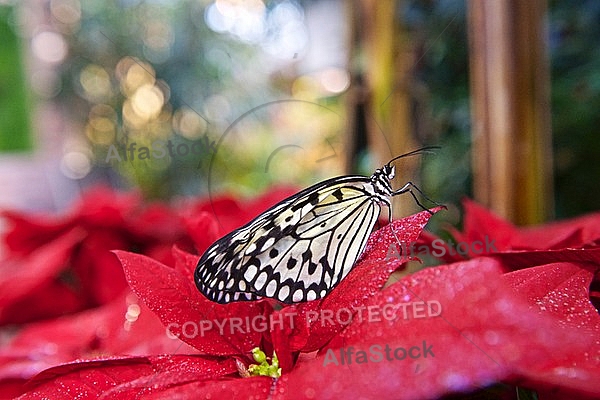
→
(195, 147, 437, 304)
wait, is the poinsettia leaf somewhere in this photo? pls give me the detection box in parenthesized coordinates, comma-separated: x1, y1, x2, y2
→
(97, 355, 238, 399)
(190, 196, 243, 234)
(124, 203, 185, 243)
(114, 250, 267, 356)
(181, 211, 222, 255)
(458, 199, 600, 251)
(516, 211, 600, 249)
(18, 356, 152, 400)
(413, 231, 468, 263)
(188, 187, 299, 235)
(0, 229, 84, 317)
(0, 378, 25, 399)
(490, 248, 600, 271)
(1, 210, 72, 256)
(501, 262, 600, 396)
(171, 245, 200, 286)
(71, 230, 129, 305)
(503, 262, 599, 329)
(512, 266, 600, 397)
(453, 198, 517, 251)
(19, 355, 236, 400)
(137, 375, 275, 400)
(0, 280, 84, 326)
(283, 258, 600, 399)
(0, 291, 195, 395)
(72, 186, 141, 229)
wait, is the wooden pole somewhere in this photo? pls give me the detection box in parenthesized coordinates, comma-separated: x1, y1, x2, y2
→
(468, 0, 553, 224)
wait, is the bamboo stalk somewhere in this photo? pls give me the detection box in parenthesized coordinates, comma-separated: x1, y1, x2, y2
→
(468, 0, 553, 224)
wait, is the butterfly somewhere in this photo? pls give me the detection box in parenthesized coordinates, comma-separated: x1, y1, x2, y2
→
(195, 147, 438, 304)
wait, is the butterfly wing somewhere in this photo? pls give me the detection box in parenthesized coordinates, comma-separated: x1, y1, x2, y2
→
(195, 177, 383, 304)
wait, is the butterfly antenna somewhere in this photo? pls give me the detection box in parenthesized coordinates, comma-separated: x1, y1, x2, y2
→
(385, 146, 440, 167)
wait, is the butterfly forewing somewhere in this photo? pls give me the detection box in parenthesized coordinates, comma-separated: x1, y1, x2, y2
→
(195, 177, 385, 304)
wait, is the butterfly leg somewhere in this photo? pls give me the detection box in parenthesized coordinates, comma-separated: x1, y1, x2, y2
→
(393, 181, 442, 214)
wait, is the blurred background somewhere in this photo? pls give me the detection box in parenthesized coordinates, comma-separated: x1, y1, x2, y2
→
(0, 0, 598, 225)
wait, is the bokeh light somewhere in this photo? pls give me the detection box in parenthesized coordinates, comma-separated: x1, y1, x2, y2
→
(23, 0, 349, 196)
(79, 64, 112, 103)
(50, 0, 82, 27)
(31, 31, 68, 64)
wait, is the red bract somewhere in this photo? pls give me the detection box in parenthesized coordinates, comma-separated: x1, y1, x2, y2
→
(177, 186, 299, 255)
(115, 249, 267, 356)
(0, 186, 300, 398)
(18, 355, 238, 400)
(0, 230, 85, 324)
(0, 290, 197, 399)
(278, 208, 444, 353)
(0, 186, 188, 325)
(12, 194, 600, 399)
(285, 258, 600, 399)
(14, 208, 444, 398)
(455, 198, 600, 251)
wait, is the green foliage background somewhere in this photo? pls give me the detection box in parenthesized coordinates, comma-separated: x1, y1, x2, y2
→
(0, 7, 32, 151)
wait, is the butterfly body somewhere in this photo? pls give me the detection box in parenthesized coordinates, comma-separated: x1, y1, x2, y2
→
(195, 148, 435, 304)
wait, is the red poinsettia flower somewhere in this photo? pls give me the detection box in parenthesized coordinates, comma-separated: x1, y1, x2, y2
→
(0, 186, 185, 325)
(0, 291, 199, 398)
(12, 207, 437, 399)
(11, 195, 600, 399)
(0, 186, 298, 398)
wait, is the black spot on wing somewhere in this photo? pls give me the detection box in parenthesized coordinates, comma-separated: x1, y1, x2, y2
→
(291, 191, 320, 212)
(301, 248, 313, 264)
(332, 188, 343, 201)
(308, 261, 317, 275)
(263, 219, 276, 229)
(287, 258, 297, 269)
(253, 235, 268, 251)
(320, 255, 334, 278)
(247, 256, 261, 268)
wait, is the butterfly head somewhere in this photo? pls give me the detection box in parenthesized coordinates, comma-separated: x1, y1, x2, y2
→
(374, 146, 440, 195)
(383, 164, 395, 179)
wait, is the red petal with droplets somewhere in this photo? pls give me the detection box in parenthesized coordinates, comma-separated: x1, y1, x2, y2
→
(114, 250, 267, 356)
(283, 258, 600, 399)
